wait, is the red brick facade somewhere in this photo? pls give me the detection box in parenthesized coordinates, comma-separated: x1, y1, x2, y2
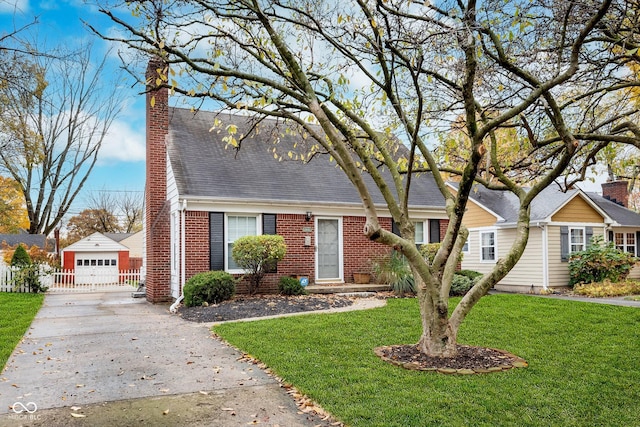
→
(145, 59, 172, 303)
(175, 213, 451, 294)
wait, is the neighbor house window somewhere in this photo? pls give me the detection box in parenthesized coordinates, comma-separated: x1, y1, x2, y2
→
(226, 215, 258, 271)
(414, 221, 425, 245)
(570, 228, 585, 253)
(480, 231, 496, 261)
(462, 237, 470, 253)
(615, 232, 636, 255)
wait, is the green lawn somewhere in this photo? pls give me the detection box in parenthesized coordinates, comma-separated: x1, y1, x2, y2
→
(0, 292, 44, 371)
(214, 294, 640, 427)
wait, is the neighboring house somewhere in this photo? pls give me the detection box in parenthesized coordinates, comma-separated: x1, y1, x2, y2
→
(61, 232, 135, 284)
(105, 231, 143, 269)
(143, 60, 448, 302)
(0, 232, 49, 267)
(453, 180, 640, 293)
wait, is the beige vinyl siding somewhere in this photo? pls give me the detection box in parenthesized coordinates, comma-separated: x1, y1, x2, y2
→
(546, 225, 604, 288)
(498, 228, 544, 289)
(551, 196, 604, 223)
(460, 228, 494, 275)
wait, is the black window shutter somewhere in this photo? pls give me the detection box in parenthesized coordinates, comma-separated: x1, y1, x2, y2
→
(262, 214, 278, 273)
(263, 214, 277, 235)
(560, 226, 569, 262)
(392, 221, 400, 236)
(429, 219, 441, 243)
(209, 212, 224, 271)
(608, 230, 614, 242)
(636, 231, 640, 257)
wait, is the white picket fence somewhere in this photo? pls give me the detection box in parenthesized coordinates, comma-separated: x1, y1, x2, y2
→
(0, 265, 141, 293)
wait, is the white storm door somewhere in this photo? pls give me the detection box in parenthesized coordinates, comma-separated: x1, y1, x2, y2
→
(316, 218, 343, 281)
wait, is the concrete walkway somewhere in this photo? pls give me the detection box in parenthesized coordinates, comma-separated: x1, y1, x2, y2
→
(531, 292, 640, 308)
(0, 292, 336, 427)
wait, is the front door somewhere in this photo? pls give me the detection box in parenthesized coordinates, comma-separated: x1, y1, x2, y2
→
(316, 218, 342, 281)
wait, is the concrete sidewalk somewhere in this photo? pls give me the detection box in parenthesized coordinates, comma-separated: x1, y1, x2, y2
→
(0, 292, 332, 426)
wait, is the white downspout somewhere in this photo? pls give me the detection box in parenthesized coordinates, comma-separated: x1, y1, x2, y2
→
(170, 199, 187, 313)
(541, 223, 549, 291)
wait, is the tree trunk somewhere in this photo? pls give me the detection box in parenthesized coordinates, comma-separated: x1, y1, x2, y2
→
(416, 285, 458, 357)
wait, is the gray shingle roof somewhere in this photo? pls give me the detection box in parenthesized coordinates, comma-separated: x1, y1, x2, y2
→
(464, 183, 579, 223)
(585, 192, 640, 226)
(461, 182, 640, 226)
(0, 233, 46, 249)
(167, 108, 445, 208)
(103, 233, 134, 243)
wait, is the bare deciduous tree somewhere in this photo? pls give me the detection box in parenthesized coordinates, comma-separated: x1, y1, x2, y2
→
(0, 41, 123, 236)
(99, 0, 639, 358)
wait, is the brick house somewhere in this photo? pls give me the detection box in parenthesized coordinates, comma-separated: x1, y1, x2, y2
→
(143, 60, 448, 302)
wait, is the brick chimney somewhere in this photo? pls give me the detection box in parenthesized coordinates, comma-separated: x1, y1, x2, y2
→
(601, 180, 629, 208)
(145, 58, 172, 303)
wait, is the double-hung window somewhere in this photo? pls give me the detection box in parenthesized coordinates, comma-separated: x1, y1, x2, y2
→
(226, 215, 259, 271)
(480, 231, 496, 262)
(414, 221, 425, 245)
(569, 228, 586, 253)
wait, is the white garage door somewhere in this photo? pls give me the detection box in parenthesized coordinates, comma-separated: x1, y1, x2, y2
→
(75, 252, 119, 285)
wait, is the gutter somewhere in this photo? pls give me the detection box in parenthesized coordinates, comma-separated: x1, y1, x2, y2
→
(170, 199, 187, 313)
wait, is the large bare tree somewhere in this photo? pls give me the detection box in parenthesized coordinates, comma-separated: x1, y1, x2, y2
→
(0, 41, 123, 236)
(99, 0, 640, 358)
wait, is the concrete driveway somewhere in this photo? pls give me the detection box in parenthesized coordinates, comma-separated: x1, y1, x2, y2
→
(0, 292, 330, 426)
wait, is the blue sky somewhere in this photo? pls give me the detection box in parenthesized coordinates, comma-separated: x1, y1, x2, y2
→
(0, 0, 146, 216)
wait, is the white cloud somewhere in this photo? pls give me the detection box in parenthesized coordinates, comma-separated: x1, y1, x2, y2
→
(0, 0, 29, 14)
(99, 118, 145, 163)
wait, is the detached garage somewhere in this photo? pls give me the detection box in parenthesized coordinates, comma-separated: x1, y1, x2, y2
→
(61, 232, 132, 285)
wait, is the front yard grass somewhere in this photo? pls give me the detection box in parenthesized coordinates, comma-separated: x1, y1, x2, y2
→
(214, 294, 640, 427)
(0, 293, 44, 371)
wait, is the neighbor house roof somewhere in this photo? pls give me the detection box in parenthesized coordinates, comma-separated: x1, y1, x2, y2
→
(0, 233, 47, 249)
(452, 182, 640, 227)
(103, 233, 135, 243)
(167, 108, 446, 209)
(585, 193, 640, 227)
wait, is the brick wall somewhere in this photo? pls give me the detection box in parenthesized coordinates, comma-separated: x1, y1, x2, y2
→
(184, 211, 210, 279)
(343, 216, 393, 282)
(179, 213, 447, 294)
(602, 181, 629, 207)
(145, 58, 172, 303)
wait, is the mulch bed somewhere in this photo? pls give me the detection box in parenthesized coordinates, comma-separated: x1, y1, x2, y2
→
(375, 344, 528, 374)
(178, 294, 354, 322)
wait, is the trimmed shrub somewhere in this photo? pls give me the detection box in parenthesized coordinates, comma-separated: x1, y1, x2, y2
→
(278, 276, 307, 296)
(183, 271, 236, 307)
(457, 269, 483, 280)
(11, 245, 32, 267)
(232, 235, 287, 294)
(568, 236, 637, 286)
(450, 274, 473, 296)
(420, 243, 441, 263)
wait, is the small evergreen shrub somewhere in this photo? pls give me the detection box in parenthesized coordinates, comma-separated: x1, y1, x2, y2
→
(11, 245, 32, 267)
(456, 269, 483, 280)
(450, 274, 474, 296)
(278, 276, 307, 296)
(183, 271, 236, 307)
(568, 236, 637, 286)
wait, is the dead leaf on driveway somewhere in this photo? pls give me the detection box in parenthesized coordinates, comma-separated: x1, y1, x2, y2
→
(70, 413, 86, 418)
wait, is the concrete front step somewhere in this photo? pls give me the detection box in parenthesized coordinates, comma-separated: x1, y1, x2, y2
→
(306, 283, 391, 294)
